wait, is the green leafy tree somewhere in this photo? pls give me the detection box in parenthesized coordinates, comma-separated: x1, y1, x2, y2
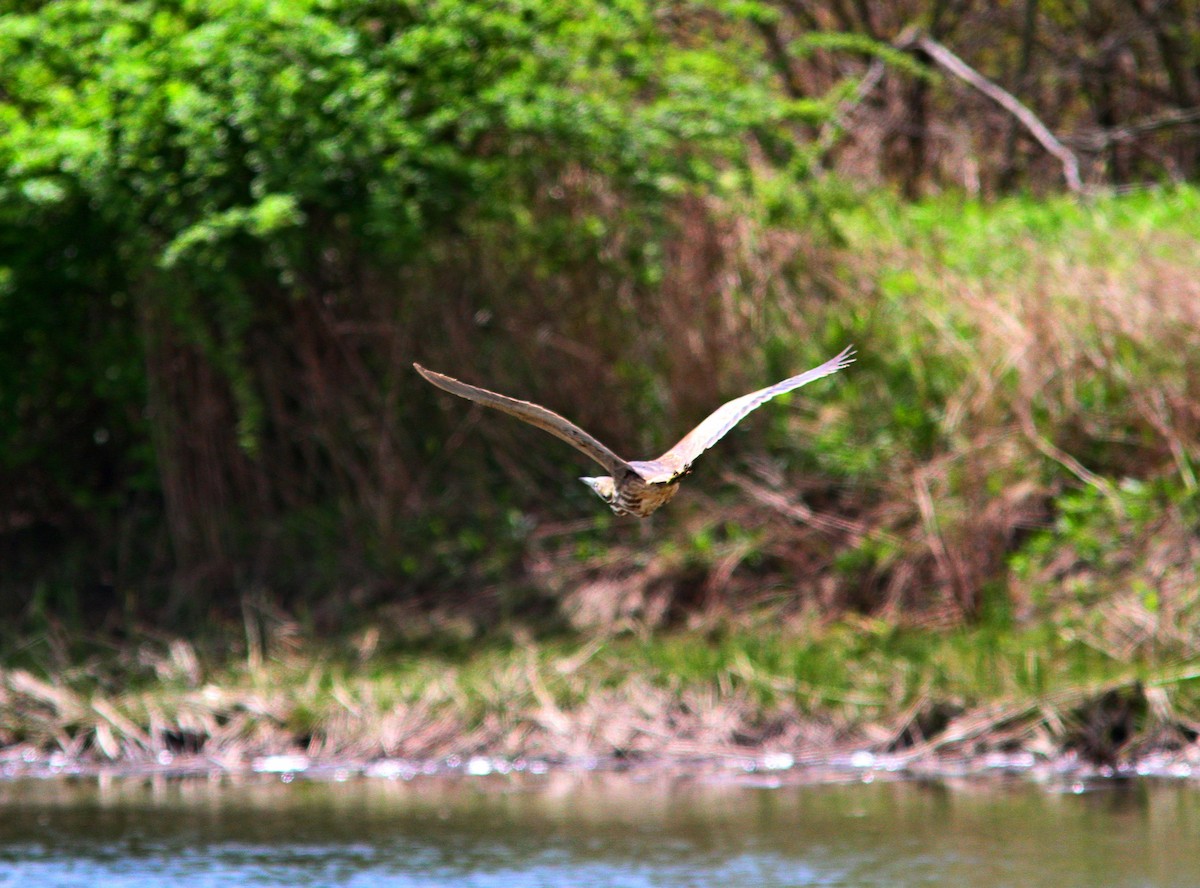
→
(0, 0, 821, 620)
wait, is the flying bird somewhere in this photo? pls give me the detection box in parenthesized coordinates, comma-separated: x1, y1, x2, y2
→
(414, 345, 854, 518)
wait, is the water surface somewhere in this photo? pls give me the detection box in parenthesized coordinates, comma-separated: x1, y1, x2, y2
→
(0, 770, 1197, 886)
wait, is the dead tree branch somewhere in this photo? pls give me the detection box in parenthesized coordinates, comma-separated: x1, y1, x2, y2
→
(898, 29, 1084, 193)
(1068, 106, 1200, 150)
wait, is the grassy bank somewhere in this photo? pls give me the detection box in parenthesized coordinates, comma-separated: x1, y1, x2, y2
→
(3, 617, 1198, 769)
(4, 187, 1200, 771)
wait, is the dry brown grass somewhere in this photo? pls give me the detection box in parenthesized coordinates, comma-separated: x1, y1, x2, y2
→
(3, 622, 1198, 771)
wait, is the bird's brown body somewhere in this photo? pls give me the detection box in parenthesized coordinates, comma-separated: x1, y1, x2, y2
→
(583, 467, 682, 518)
(415, 346, 854, 517)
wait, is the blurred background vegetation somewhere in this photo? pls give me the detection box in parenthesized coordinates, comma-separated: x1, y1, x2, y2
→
(1, 0, 1198, 659)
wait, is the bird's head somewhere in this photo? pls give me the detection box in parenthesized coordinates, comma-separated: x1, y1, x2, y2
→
(580, 476, 623, 513)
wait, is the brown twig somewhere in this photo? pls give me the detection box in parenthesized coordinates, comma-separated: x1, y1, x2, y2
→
(722, 470, 892, 542)
(1068, 106, 1200, 151)
(813, 59, 888, 171)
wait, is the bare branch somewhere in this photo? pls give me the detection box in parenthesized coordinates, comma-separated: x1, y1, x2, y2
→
(1068, 106, 1200, 150)
(898, 29, 1084, 193)
(812, 58, 888, 169)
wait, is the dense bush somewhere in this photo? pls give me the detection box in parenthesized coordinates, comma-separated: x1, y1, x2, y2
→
(0, 0, 830, 623)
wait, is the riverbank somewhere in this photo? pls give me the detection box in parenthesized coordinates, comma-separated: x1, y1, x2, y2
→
(3, 188, 1199, 783)
(3, 618, 1197, 778)
(3, 743, 1198, 787)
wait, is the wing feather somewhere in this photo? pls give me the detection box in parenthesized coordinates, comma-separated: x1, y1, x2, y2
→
(639, 346, 855, 483)
(414, 364, 633, 476)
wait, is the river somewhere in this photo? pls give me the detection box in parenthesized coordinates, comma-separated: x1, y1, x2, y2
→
(1, 766, 1197, 886)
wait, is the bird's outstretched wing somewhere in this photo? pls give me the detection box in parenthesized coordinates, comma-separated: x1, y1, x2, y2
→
(636, 346, 856, 484)
(414, 364, 634, 476)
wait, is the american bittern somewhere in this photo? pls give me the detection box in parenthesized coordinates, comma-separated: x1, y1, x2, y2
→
(414, 345, 854, 517)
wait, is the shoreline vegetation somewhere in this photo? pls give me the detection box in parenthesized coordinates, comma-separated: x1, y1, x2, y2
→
(3, 187, 1199, 779)
(2, 625, 1199, 780)
(4, 187, 1200, 778)
(2, 4, 1199, 783)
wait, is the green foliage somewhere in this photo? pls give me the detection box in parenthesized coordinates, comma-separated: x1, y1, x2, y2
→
(0, 0, 791, 305)
(788, 31, 930, 79)
(0, 0, 827, 617)
(828, 187, 1200, 486)
(1010, 477, 1200, 617)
